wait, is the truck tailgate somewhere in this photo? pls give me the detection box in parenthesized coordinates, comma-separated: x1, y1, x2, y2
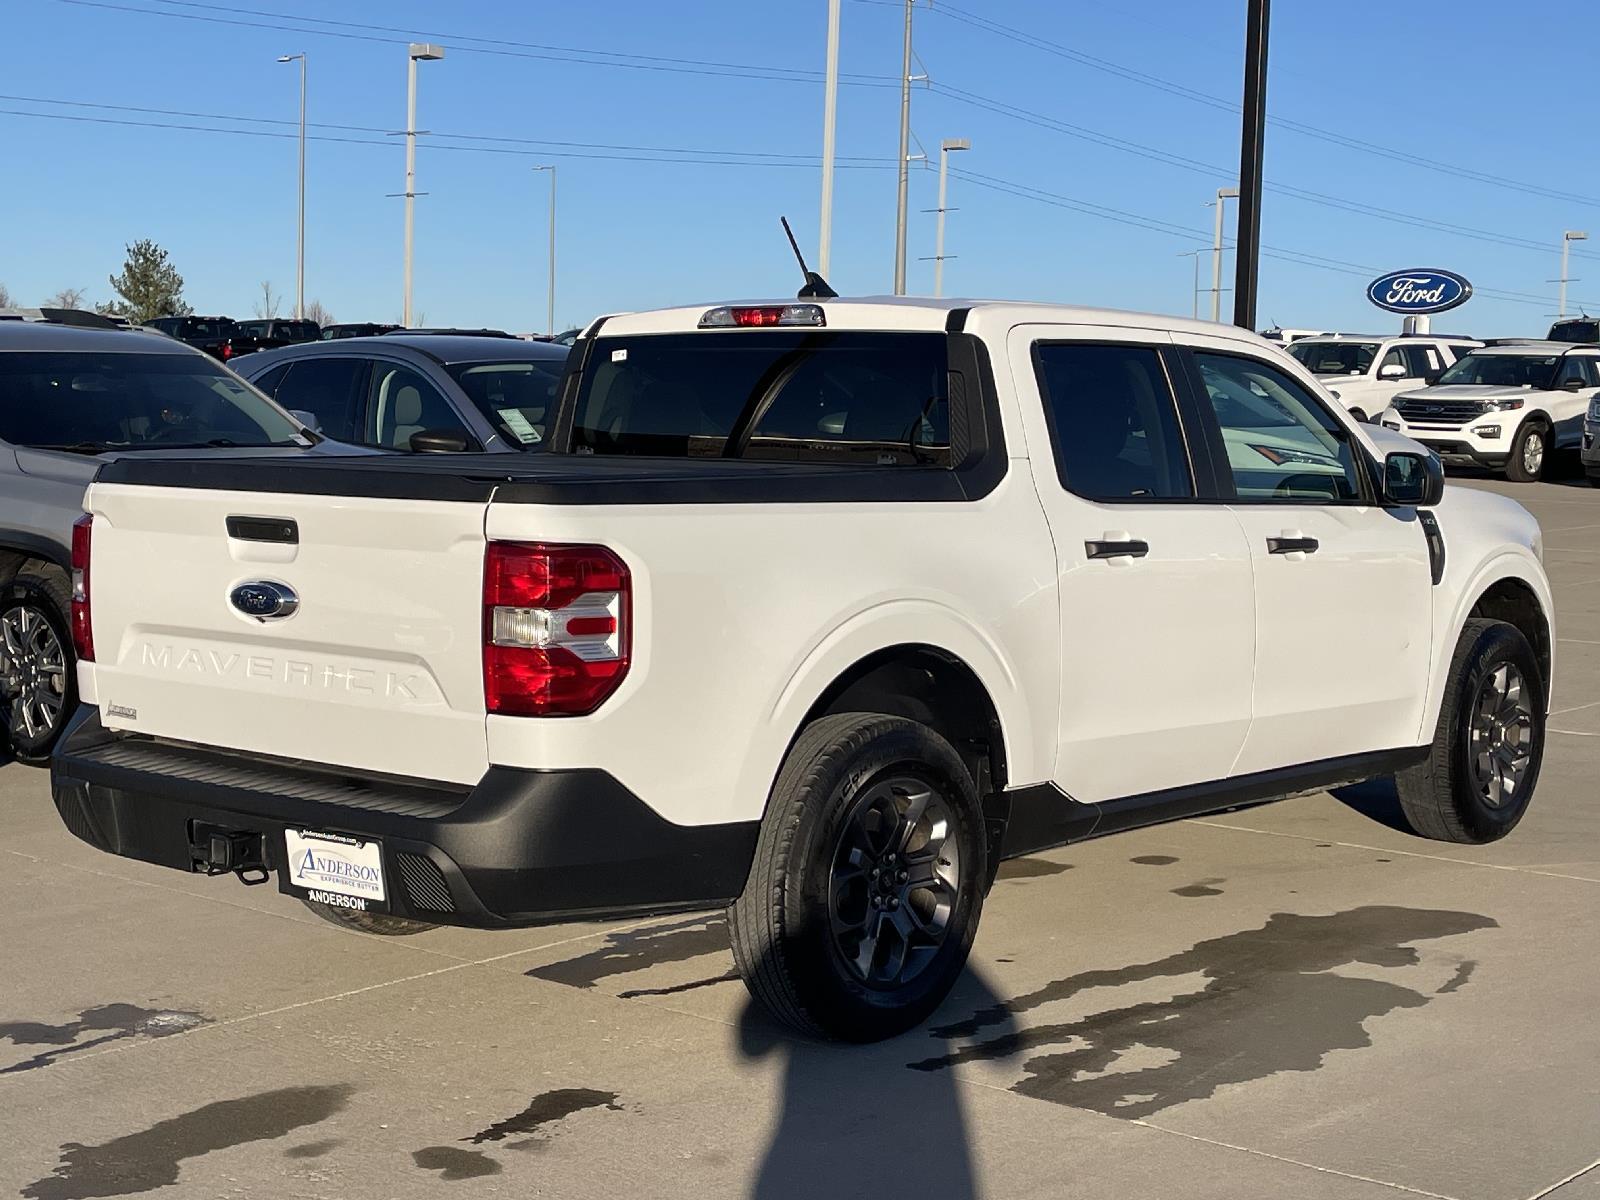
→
(85, 482, 490, 785)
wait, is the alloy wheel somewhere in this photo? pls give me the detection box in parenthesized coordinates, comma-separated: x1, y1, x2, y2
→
(1467, 662, 1535, 809)
(1522, 431, 1545, 476)
(827, 775, 962, 989)
(1, 604, 67, 744)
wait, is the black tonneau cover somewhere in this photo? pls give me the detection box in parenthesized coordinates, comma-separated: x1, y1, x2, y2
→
(93, 451, 999, 505)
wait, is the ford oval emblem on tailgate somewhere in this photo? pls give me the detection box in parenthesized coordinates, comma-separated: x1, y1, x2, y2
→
(229, 580, 300, 621)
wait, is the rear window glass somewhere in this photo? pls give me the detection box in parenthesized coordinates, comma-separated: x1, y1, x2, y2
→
(1286, 341, 1379, 375)
(276, 321, 320, 341)
(181, 319, 233, 340)
(447, 359, 567, 449)
(0, 351, 300, 450)
(569, 332, 950, 465)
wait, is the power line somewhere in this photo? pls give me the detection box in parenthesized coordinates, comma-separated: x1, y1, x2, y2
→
(0, 104, 900, 170)
(51, 0, 903, 87)
(915, 0, 1600, 210)
(932, 82, 1600, 264)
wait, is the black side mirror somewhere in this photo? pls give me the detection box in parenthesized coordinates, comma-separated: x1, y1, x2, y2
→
(409, 429, 472, 453)
(1423, 370, 1443, 386)
(1383, 450, 1444, 507)
(286, 409, 322, 434)
(1562, 377, 1586, 392)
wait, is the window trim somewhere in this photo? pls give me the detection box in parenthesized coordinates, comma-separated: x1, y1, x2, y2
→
(1029, 339, 1208, 505)
(1174, 345, 1380, 507)
(273, 355, 372, 447)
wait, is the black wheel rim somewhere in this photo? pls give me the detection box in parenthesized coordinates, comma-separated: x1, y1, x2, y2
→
(827, 774, 962, 989)
(1467, 662, 1535, 809)
(1, 604, 67, 745)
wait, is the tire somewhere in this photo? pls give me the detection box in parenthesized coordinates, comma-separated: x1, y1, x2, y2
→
(300, 899, 437, 936)
(728, 712, 987, 1042)
(1587, 472, 1600, 488)
(1505, 422, 1548, 482)
(1396, 618, 1545, 844)
(1, 570, 77, 763)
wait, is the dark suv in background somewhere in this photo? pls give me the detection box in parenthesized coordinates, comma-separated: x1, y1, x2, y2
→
(144, 315, 261, 362)
(235, 318, 321, 349)
(234, 333, 570, 453)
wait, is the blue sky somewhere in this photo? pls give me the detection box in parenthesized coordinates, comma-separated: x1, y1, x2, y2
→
(5, 0, 1598, 336)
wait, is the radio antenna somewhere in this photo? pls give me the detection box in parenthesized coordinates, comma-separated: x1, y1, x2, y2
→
(781, 216, 838, 299)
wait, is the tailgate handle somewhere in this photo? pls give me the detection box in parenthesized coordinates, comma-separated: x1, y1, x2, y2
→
(226, 516, 299, 544)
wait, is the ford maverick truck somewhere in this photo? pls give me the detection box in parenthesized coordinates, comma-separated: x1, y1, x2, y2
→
(51, 298, 1553, 1040)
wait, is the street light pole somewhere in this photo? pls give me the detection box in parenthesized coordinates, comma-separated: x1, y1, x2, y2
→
(892, 0, 915, 295)
(1232, 0, 1270, 330)
(1560, 230, 1588, 318)
(402, 42, 445, 328)
(818, 0, 840, 277)
(277, 53, 306, 320)
(1178, 250, 1202, 319)
(1210, 187, 1238, 322)
(534, 165, 557, 336)
(932, 138, 970, 298)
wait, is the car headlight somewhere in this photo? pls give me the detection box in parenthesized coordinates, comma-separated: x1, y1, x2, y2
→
(1486, 397, 1525, 412)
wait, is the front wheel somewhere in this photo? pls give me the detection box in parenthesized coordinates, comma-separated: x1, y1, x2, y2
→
(1, 572, 76, 763)
(1505, 422, 1548, 482)
(729, 712, 987, 1042)
(1396, 618, 1545, 844)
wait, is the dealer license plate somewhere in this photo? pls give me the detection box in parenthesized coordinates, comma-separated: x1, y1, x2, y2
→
(284, 829, 387, 912)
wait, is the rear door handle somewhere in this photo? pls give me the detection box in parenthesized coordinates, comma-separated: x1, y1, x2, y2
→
(1266, 535, 1320, 555)
(1085, 538, 1150, 560)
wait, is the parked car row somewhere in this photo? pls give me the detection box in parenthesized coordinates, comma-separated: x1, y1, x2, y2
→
(0, 290, 1554, 1041)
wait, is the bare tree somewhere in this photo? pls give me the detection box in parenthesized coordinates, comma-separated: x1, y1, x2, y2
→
(303, 298, 335, 327)
(0, 282, 13, 309)
(44, 287, 87, 310)
(253, 280, 281, 319)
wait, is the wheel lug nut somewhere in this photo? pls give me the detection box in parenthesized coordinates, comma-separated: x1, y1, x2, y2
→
(898, 870, 908, 882)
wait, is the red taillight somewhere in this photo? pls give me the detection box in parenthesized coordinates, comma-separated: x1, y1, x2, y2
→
(732, 307, 785, 327)
(70, 513, 93, 662)
(482, 541, 630, 717)
(221, 342, 233, 360)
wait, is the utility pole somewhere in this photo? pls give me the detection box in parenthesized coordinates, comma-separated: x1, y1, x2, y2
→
(892, 0, 915, 295)
(1210, 187, 1239, 322)
(534, 165, 557, 336)
(1178, 250, 1203, 319)
(402, 43, 444, 328)
(1559, 230, 1588, 318)
(1231, 0, 1270, 330)
(277, 53, 307, 320)
(931, 138, 970, 298)
(818, 0, 840, 277)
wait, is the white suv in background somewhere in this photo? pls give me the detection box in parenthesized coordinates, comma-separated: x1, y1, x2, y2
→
(1287, 334, 1481, 423)
(1381, 341, 1600, 482)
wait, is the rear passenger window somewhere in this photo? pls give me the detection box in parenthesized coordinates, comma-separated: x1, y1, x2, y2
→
(1033, 343, 1193, 500)
(247, 362, 291, 400)
(273, 358, 366, 443)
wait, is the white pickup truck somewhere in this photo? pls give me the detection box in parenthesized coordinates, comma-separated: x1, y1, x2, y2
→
(51, 298, 1554, 1041)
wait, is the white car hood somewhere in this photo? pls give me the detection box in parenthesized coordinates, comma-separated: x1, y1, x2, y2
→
(1394, 384, 1536, 404)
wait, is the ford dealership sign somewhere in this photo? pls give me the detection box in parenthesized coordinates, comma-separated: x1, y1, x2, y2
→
(1366, 268, 1472, 315)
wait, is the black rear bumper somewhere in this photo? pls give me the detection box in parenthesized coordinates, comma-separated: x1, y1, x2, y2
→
(50, 706, 758, 928)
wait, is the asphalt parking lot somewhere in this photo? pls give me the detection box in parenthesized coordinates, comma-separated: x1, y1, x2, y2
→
(2, 474, 1597, 1200)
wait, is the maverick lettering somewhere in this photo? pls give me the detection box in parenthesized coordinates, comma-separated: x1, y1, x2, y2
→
(137, 643, 424, 701)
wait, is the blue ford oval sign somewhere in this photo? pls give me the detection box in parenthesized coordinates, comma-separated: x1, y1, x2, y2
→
(229, 580, 300, 621)
(1366, 268, 1472, 315)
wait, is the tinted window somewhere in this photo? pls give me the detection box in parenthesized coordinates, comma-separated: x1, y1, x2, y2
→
(180, 318, 233, 340)
(367, 362, 468, 450)
(237, 320, 269, 338)
(1438, 353, 1558, 387)
(1400, 345, 1440, 377)
(446, 359, 565, 449)
(570, 332, 950, 465)
(1033, 343, 1191, 500)
(248, 362, 292, 399)
(273, 357, 366, 442)
(0, 351, 299, 450)
(1379, 347, 1408, 376)
(1548, 319, 1600, 344)
(276, 321, 320, 342)
(1194, 352, 1363, 502)
(1287, 341, 1379, 375)
(1557, 356, 1600, 388)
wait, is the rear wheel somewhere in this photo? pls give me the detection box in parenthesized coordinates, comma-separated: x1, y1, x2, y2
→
(1396, 618, 1544, 844)
(300, 899, 436, 936)
(1, 571, 76, 763)
(729, 712, 987, 1042)
(1505, 422, 1548, 482)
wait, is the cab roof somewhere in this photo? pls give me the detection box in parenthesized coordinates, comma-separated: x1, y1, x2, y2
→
(0, 321, 197, 354)
(590, 296, 1280, 345)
